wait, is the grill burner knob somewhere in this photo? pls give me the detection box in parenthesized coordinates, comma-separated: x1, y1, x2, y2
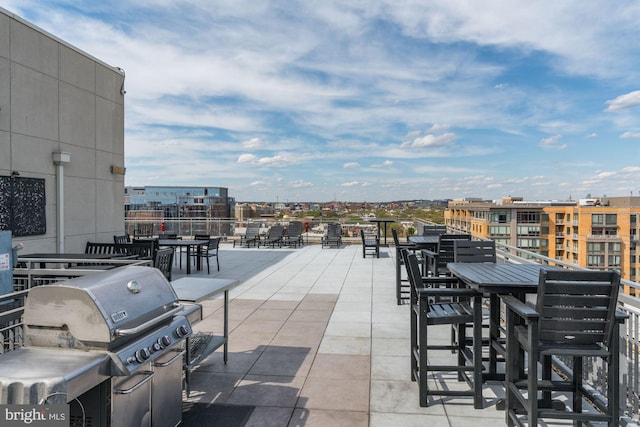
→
(150, 342, 161, 353)
(135, 348, 151, 363)
(176, 325, 190, 338)
(158, 336, 172, 348)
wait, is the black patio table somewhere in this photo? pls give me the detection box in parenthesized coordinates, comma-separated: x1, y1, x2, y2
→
(158, 239, 208, 274)
(446, 262, 558, 383)
(407, 235, 439, 249)
(366, 218, 395, 246)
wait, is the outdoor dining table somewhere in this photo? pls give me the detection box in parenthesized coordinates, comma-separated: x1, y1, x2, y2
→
(446, 262, 558, 383)
(407, 234, 439, 249)
(366, 218, 395, 246)
(158, 239, 208, 274)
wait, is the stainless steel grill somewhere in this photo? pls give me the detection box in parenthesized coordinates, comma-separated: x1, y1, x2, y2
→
(0, 265, 192, 427)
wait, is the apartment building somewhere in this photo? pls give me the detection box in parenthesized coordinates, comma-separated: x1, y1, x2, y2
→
(445, 196, 640, 288)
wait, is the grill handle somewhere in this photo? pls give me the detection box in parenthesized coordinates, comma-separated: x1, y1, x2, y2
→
(114, 304, 182, 336)
(114, 370, 155, 395)
(153, 349, 185, 367)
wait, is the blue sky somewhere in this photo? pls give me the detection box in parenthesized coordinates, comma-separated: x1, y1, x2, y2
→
(5, 1, 640, 202)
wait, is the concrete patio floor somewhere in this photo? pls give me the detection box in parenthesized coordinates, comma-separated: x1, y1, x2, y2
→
(173, 242, 509, 427)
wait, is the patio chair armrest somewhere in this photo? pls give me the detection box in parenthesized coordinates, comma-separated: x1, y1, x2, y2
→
(501, 295, 538, 321)
(421, 249, 437, 258)
(615, 310, 629, 323)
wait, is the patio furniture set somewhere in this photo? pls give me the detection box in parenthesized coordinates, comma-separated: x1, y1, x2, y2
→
(397, 230, 626, 426)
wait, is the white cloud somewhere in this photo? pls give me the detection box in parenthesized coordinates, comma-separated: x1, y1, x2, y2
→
(238, 154, 257, 163)
(341, 181, 360, 187)
(291, 180, 313, 188)
(256, 155, 292, 166)
(539, 135, 567, 150)
(621, 132, 640, 139)
(243, 137, 262, 149)
(237, 153, 293, 167)
(427, 123, 450, 133)
(401, 132, 456, 149)
(605, 90, 640, 112)
(343, 162, 360, 168)
(371, 160, 393, 168)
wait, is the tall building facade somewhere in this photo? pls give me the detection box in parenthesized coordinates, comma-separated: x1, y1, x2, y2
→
(445, 196, 640, 289)
(125, 186, 234, 218)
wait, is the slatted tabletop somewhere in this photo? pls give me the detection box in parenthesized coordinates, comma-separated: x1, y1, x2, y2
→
(447, 263, 554, 294)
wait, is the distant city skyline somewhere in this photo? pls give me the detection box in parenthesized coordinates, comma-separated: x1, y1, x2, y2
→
(6, 1, 640, 202)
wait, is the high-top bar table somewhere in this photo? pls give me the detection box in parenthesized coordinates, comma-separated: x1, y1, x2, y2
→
(446, 263, 557, 382)
(366, 218, 395, 246)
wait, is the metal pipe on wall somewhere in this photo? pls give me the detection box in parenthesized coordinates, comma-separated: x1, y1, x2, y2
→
(52, 152, 71, 253)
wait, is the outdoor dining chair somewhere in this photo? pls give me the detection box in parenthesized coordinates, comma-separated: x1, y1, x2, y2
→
(192, 235, 221, 273)
(502, 269, 626, 426)
(422, 233, 471, 276)
(154, 247, 174, 281)
(392, 228, 419, 305)
(360, 229, 379, 258)
(403, 249, 484, 409)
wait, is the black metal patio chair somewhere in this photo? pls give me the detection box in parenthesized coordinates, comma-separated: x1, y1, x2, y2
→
(192, 235, 221, 273)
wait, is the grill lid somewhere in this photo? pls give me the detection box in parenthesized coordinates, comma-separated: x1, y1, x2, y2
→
(24, 266, 180, 348)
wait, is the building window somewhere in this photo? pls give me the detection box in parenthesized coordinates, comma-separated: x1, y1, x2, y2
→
(517, 211, 540, 223)
(517, 238, 539, 249)
(517, 225, 540, 236)
(490, 211, 510, 223)
(592, 214, 603, 225)
(588, 242, 605, 253)
(608, 242, 621, 253)
(608, 255, 621, 267)
(587, 255, 605, 267)
(489, 226, 510, 236)
(605, 214, 617, 225)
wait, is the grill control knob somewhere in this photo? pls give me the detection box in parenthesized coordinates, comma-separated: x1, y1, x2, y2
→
(150, 342, 161, 353)
(135, 348, 151, 363)
(176, 325, 190, 338)
(158, 336, 172, 348)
